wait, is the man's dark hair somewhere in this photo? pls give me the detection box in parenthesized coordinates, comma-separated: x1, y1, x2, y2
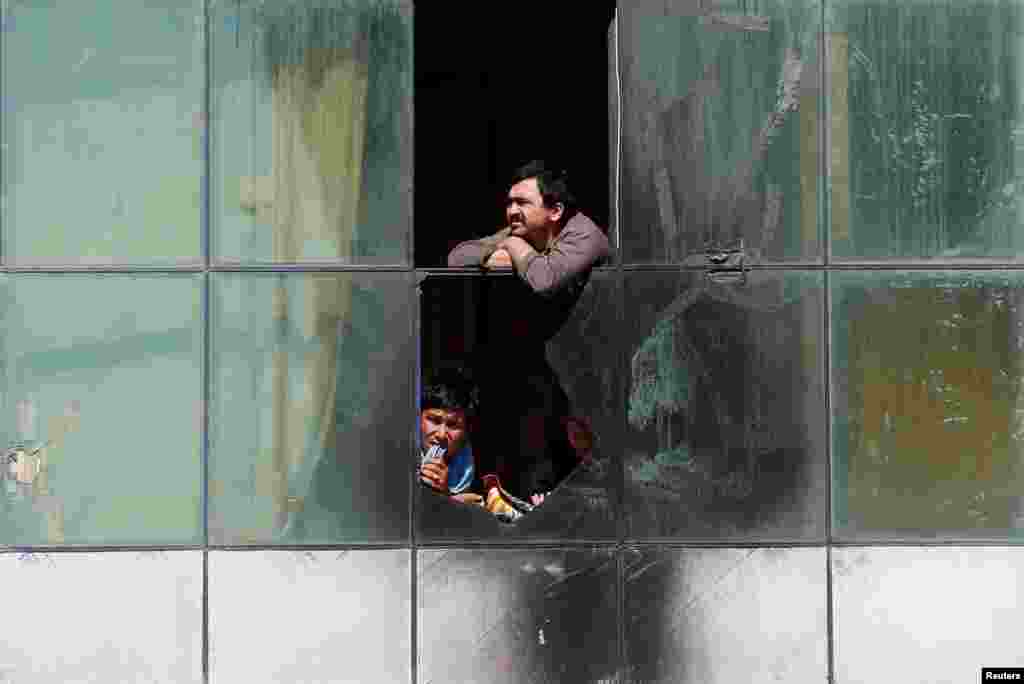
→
(511, 160, 577, 222)
(421, 367, 479, 417)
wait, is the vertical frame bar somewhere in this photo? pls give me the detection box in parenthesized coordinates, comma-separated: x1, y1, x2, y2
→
(822, 5, 836, 682)
(411, 271, 422, 684)
(201, 1, 212, 682)
(0, 0, 5, 268)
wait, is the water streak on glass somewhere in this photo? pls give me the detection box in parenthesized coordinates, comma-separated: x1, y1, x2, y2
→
(619, 0, 822, 264)
(211, 0, 412, 264)
(1, 1, 204, 265)
(209, 272, 411, 544)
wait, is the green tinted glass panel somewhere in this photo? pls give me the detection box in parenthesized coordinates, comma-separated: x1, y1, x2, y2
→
(0, 275, 203, 545)
(211, 0, 412, 264)
(619, 0, 823, 264)
(0, 1, 203, 265)
(833, 272, 1024, 539)
(828, 0, 1024, 259)
(209, 272, 412, 544)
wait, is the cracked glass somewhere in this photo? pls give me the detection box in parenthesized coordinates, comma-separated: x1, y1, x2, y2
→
(622, 269, 826, 541)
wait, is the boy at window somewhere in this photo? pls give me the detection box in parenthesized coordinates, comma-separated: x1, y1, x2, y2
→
(418, 368, 552, 521)
(418, 368, 484, 504)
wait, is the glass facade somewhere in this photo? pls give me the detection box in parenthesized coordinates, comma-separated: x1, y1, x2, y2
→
(2, 1, 1023, 681)
(2, 1, 205, 265)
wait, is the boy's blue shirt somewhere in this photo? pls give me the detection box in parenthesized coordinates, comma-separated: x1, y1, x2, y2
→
(445, 443, 475, 494)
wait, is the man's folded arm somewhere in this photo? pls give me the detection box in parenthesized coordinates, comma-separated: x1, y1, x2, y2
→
(447, 227, 513, 267)
(505, 224, 610, 295)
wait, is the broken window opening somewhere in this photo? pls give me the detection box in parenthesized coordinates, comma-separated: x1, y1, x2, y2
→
(418, 273, 603, 527)
(413, 2, 616, 526)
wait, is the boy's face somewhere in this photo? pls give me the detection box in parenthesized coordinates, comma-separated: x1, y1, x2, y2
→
(420, 407, 468, 456)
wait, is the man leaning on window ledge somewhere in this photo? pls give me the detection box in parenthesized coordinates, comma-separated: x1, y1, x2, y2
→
(447, 160, 610, 295)
(444, 160, 610, 503)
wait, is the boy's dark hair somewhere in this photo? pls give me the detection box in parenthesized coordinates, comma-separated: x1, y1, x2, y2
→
(421, 367, 479, 417)
(510, 160, 577, 222)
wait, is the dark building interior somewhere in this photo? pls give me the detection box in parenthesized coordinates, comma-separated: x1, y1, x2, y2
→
(414, 1, 617, 267)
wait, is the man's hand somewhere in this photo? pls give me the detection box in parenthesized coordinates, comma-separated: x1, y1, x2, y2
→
(420, 458, 449, 494)
(496, 235, 536, 271)
(484, 248, 513, 270)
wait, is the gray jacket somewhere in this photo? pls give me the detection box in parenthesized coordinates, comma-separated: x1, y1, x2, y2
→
(447, 212, 611, 295)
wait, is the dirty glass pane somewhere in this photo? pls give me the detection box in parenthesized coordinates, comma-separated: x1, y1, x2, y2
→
(210, 550, 410, 683)
(211, 0, 412, 265)
(0, 1, 203, 265)
(833, 272, 1024, 540)
(828, 1, 1024, 260)
(0, 275, 203, 545)
(832, 547, 1024, 683)
(417, 548, 618, 684)
(619, 0, 822, 264)
(624, 547, 827, 684)
(0, 551, 203, 683)
(209, 272, 412, 544)
(623, 270, 826, 541)
(415, 271, 619, 543)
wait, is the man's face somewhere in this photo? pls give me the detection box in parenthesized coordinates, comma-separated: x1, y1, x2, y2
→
(420, 407, 468, 456)
(506, 177, 562, 244)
